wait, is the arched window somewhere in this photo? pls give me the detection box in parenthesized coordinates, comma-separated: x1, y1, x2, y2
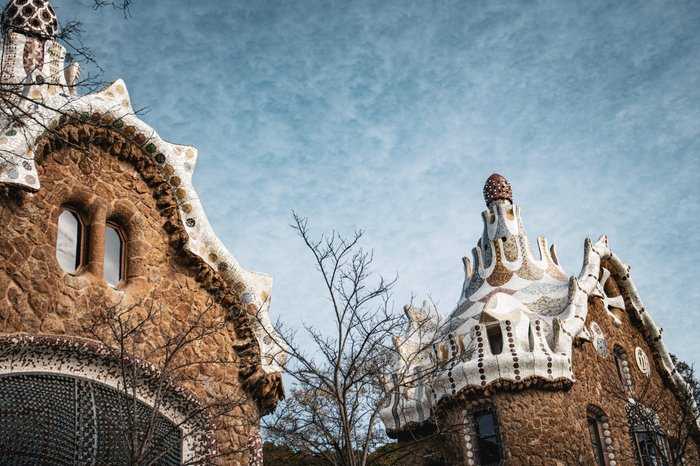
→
(587, 406, 611, 466)
(629, 405, 670, 466)
(474, 406, 504, 465)
(614, 346, 633, 391)
(486, 323, 503, 355)
(104, 222, 126, 287)
(56, 208, 86, 274)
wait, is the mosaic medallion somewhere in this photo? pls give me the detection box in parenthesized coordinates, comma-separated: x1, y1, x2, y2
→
(635, 347, 650, 377)
(590, 321, 608, 357)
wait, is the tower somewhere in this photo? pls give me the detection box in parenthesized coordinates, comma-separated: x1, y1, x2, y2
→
(382, 175, 700, 465)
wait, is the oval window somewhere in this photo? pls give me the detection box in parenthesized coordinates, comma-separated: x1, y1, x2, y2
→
(104, 223, 126, 287)
(56, 208, 84, 274)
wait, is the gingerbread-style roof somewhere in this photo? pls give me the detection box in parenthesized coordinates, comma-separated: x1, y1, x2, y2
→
(0, 13, 286, 382)
(380, 175, 699, 434)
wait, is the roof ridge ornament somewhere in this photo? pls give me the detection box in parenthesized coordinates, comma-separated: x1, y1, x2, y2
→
(1, 0, 58, 39)
(483, 173, 513, 207)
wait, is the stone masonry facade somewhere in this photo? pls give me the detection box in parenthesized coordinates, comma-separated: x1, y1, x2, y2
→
(0, 123, 280, 464)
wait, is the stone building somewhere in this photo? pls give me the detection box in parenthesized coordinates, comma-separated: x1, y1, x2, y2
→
(381, 174, 700, 465)
(0, 0, 285, 464)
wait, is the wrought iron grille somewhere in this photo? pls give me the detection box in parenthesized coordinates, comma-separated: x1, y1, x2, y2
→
(0, 373, 182, 465)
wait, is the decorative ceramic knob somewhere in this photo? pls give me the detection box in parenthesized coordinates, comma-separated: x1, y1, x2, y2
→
(2, 0, 58, 38)
(483, 173, 512, 206)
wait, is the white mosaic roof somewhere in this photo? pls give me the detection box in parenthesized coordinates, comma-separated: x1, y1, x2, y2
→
(380, 174, 698, 433)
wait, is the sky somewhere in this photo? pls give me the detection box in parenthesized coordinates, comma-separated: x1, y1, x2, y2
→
(53, 0, 700, 367)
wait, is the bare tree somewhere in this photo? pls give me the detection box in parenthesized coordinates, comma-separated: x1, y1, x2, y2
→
(263, 213, 400, 466)
(83, 296, 253, 465)
(603, 353, 700, 466)
(0, 295, 258, 465)
(263, 213, 454, 466)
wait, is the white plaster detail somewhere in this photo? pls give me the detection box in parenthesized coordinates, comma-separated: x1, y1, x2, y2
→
(635, 347, 650, 377)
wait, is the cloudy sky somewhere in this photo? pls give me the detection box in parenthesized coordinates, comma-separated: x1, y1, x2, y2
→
(55, 0, 699, 366)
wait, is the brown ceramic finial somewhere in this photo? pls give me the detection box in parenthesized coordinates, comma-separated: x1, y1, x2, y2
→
(2, 0, 58, 38)
(483, 173, 513, 206)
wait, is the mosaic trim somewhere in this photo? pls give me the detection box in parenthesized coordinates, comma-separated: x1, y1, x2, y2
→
(0, 333, 217, 463)
(461, 407, 477, 466)
(246, 429, 263, 466)
(0, 23, 287, 385)
(614, 346, 634, 393)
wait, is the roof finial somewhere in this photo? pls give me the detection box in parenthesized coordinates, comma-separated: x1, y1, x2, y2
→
(2, 0, 58, 38)
(483, 173, 513, 206)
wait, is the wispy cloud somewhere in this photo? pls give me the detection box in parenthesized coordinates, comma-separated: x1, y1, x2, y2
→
(58, 0, 700, 365)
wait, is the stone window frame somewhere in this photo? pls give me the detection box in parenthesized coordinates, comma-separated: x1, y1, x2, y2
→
(54, 196, 135, 289)
(628, 404, 671, 466)
(587, 405, 613, 466)
(56, 205, 88, 275)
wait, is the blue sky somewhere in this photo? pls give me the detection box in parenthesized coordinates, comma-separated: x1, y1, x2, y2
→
(55, 0, 699, 366)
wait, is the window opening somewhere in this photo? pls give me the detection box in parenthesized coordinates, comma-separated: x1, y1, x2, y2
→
(614, 346, 632, 390)
(474, 407, 504, 465)
(587, 408, 608, 466)
(630, 405, 670, 466)
(633, 430, 669, 466)
(104, 223, 126, 287)
(0, 373, 182, 465)
(486, 324, 503, 355)
(56, 208, 85, 274)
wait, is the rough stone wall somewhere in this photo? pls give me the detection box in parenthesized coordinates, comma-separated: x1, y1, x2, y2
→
(0, 134, 261, 464)
(485, 278, 699, 466)
(396, 266, 699, 465)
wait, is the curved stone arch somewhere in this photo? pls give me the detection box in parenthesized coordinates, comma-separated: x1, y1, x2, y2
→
(0, 333, 216, 463)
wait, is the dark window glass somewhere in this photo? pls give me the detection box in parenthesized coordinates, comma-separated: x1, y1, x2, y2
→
(56, 209, 84, 274)
(634, 431, 669, 466)
(487, 325, 503, 355)
(587, 412, 607, 466)
(475, 409, 504, 465)
(0, 373, 182, 465)
(105, 223, 125, 287)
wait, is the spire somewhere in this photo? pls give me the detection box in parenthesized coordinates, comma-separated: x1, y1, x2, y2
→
(483, 173, 513, 206)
